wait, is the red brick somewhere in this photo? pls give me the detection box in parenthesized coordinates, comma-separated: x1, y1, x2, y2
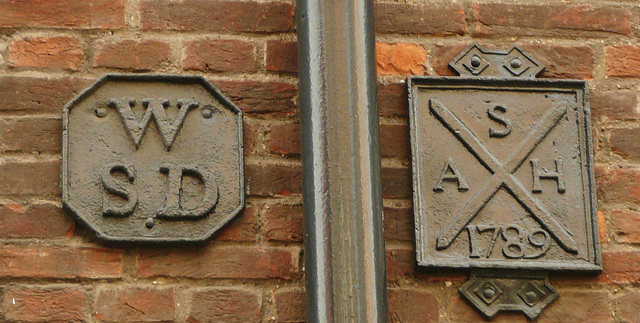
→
(375, 2, 466, 35)
(384, 206, 413, 241)
(601, 250, 640, 284)
(0, 0, 125, 29)
(606, 45, 640, 78)
(93, 39, 171, 71)
(0, 117, 61, 153)
(610, 128, 640, 160)
(269, 123, 300, 156)
(537, 290, 611, 322)
(432, 43, 468, 76)
(212, 80, 297, 115)
(245, 162, 301, 196)
(388, 289, 439, 323)
(0, 160, 61, 196)
(449, 294, 528, 323)
(266, 40, 297, 73)
(377, 43, 426, 76)
(0, 76, 93, 113)
(264, 204, 303, 242)
(0, 203, 73, 238)
(188, 288, 262, 323)
(590, 84, 638, 120)
(0, 245, 122, 279)
(386, 248, 415, 281)
(520, 44, 594, 79)
(473, 4, 631, 36)
(244, 120, 257, 155)
(274, 288, 305, 323)
(595, 165, 640, 203)
(8, 36, 82, 71)
(140, 0, 293, 33)
(214, 205, 259, 242)
(136, 246, 300, 279)
(94, 287, 175, 322)
(382, 165, 412, 199)
(4, 286, 85, 322)
(611, 209, 640, 243)
(378, 82, 408, 117)
(613, 291, 640, 323)
(380, 123, 410, 159)
(183, 39, 256, 73)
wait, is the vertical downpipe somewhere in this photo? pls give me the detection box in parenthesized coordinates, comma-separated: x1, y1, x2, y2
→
(297, 0, 387, 321)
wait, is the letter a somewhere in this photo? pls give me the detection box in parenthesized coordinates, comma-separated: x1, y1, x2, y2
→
(433, 158, 469, 192)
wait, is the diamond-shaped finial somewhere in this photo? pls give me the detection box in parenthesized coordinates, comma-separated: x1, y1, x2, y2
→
(449, 42, 544, 78)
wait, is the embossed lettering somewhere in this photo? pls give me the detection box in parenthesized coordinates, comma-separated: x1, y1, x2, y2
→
(488, 105, 512, 138)
(434, 158, 469, 192)
(466, 224, 551, 259)
(108, 98, 200, 150)
(157, 164, 219, 219)
(101, 164, 138, 217)
(530, 158, 566, 193)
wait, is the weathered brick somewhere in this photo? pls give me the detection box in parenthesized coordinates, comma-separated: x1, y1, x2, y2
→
(183, 39, 256, 73)
(610, 128, 640, 160)
(537, 290, 611, 322)
(266, 40, 297, 73)
(0, 0, 126, 29)
(449, 295, 528, 323)
(382, 165, 412, 199)
(269, 123, 300, 156)
(245, 162, 301, 196)
(473, 3, 631, 36)
(244, 120, 257, 155)
(590, 84, 638, 120)
(606, 45, 640, 78)
(212, 80, 297, 115)
(386, 248, 415, 281)
(93, 39, 171, 71)
(380, 123, 410, 159)
(140, 0, 293, 33)
(601, 250, 640, 284)
(375, 2, 466, 35)
(0, 117, 61, 153)
(274, 288, 305, 323)
(595, 165, 640, 204)
(4, 286, 85, 322)
(94, 287, 175, 322)
(0, 160, 61, 196)
(0, 203, 73, 238)
(264, 204, 303, 242)
(613, 290, 640, 323)
(188, 288, 262, 323)
(214, 205, 259, 242)
(8, 36, 83, 71)
(0, 245, 122, 279)
(432, 43, 468, 76)
(520, 44, 593, 79)
(388, 289, 439, 323)
(378, 82, 408, 117)
(376, 43, 426, 76)
(611, 209, 640, 244)
(384, 206, 413, 241)
(0, 76, 93, 113)
(136, 246, 300, 279)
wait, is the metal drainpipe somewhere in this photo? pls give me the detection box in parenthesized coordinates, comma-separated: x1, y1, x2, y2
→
(296, 0, 387, 322)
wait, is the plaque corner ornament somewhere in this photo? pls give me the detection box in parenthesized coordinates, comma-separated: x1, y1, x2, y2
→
(409, 44, 600, 319)
(62, 74, 244, 244)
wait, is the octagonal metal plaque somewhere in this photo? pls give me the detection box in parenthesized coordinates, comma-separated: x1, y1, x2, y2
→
(409, 77, 600, 271)
(63, 74, 243, 243)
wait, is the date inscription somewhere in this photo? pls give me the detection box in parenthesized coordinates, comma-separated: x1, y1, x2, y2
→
(467, 224, 551, 259)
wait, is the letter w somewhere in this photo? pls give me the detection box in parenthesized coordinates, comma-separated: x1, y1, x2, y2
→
(108, 98, 199, 150)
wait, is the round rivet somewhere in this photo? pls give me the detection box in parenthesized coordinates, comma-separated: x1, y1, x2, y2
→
(95, 107, 108, 118)
(510, 58, 522, 69)
(526, 291, 538, 303)
(201, 106, 213, 119)
(145, 218, 155, 229)
(470, 55, 482, 68)
(483, 288, 496, 299)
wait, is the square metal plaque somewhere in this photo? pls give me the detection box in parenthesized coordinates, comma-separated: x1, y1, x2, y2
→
(409, 77, 600, 271)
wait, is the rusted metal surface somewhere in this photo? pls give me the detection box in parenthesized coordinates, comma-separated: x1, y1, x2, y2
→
(62, 74, 244, 244)
(297, 0, 387, 321)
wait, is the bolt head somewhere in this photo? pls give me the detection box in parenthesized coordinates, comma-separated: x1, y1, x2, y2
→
(510, 58, 522, 69)
(526, 291, 539, 303)
(95, 107, 108, 117)
(470, 56, 482, 68)
(145, 217, 155, 229)
(201, 107, 213, 119)
(483, 287, 496, 299)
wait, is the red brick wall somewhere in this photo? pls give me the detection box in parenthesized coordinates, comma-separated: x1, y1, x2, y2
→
(0, 0, 637, 322)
